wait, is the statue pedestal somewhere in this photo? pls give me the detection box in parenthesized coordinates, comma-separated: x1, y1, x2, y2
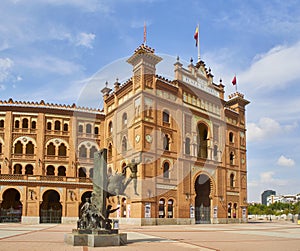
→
(64, 229, 127, 247)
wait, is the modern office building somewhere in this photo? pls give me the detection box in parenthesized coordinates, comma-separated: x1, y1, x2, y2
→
(0, 42, 250, 225)
(261, 190, 276, 205)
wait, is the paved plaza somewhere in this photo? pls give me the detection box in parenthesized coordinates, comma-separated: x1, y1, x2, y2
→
(0, 221, 299, 251)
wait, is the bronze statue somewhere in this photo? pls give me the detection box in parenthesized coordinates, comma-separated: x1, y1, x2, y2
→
(77, 150, 141, 231)
(123, 158, 140, 195)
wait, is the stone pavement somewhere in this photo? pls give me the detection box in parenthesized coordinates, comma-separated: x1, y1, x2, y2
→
(0, 221, 299, 251)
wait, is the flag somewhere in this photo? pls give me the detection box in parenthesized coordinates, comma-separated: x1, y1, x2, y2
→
(232, 75, 237, 85)
(194, 26, 199, 47)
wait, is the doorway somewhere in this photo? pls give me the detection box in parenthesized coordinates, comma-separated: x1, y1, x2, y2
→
(195, 174, 211, 224)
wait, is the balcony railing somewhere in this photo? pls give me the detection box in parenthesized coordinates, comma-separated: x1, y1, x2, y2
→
(0, 174, 92, 184)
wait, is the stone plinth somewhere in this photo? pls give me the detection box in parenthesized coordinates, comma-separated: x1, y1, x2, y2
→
(64, 230, 127, 247)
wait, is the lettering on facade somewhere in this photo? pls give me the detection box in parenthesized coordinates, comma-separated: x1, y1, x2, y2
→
(182, 75, 220, 98)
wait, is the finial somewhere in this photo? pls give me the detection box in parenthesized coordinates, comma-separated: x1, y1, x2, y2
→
(105, 81, 108, 87)
(177, 56, 180, 61)
(190, 57, 193, 64)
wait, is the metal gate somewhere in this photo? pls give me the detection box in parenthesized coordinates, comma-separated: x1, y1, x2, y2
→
(40, 208, 62, 223)
(195, 204, 210, 224)
(0, 207, 22, 223)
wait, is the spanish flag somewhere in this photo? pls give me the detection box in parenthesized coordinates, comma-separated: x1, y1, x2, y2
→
(194, 26, 199, 47)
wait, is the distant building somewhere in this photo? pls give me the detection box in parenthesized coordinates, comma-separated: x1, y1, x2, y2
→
(262, 190, 276, 205)
(267, 194, 299, 206)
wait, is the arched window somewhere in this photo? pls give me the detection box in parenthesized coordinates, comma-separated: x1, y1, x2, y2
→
(31, 121, 36, 129)
(197, 123, 208, 158)
(162, 110, 170, 123)
(78, 124, 83, 133)
(79, 145, 87, 158)
(47, 142, 55, 155)
(0, 143, 2, 154)
(86, 124, 92, 134)
(89, 146, 97, 159)
(47, 122, 52, 130)
(214, 145, 218, 159)
(185, 137, 190, 155)
(46, 165, 55, 175)
(229, 132, 234, 143)
(15, 120, 20, 128)
(122, 136, 127, 152)
(25, 164, 33, 175)
(230, 152, 234, 165)
(22, 118, 28, 128)
(108, 121, 113, 135)
(58, 143, 67, 156)
(0, 119, 4, 128)
(58, 166, 66, 176)
(163, 162, 170, 179)
(158, 199, 165, 218)
(13, 164, 22, 174)
(25, 141, 34, 155)
(122, 113, 127, 127)
(230, 173, 234, 188)
(55, 120, 61, 130)
(14, 140, 23, 154)
(94, 127, 99, 135)
(89, 168, 93, 179)
(167, 199, 174, 218)
(163, 134, 170, 151)
(108, 143, 112, 158)
(121, 162, 127, 176)
(63, 123, 68, 131)
(78, 167, 86, 178)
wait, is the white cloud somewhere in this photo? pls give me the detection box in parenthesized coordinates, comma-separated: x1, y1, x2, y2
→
(0, 58, 14, 82)
(9, 0, 110, 13)
(249, 171, 288, 189)
(76, 33, 96, 49)
(247, 117, 297, 142)
(277, 155, 295, 167)
(240, 42, 300, 92)
(19, 56, 82, 76)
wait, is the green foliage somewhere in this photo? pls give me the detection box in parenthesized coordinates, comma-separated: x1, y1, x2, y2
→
(248, 202, 300, 215)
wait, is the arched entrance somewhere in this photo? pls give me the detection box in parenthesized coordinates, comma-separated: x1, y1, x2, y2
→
(79, 191, 92, 218)
(40, 190, 62, 223)
(0, 188, 22, 222)
(195, 174, 211, 224)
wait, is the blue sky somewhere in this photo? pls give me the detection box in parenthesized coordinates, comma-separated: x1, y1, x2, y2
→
(1, 0, 300, 202)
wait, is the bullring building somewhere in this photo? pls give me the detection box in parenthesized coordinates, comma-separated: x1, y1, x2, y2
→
(0, 42, 249, 225)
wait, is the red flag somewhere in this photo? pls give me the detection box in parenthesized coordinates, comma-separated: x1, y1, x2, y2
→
(232, 75, 237, 85)
(194, 26, 199, 47)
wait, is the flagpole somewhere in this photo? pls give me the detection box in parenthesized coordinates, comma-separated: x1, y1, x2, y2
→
(235, 74, 237, 92)
(143, 21, 147, 45)
(197, 23, 200, 62)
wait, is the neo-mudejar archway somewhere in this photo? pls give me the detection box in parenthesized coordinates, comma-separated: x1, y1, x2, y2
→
(0, 188, 22, 223)
(195, 174, 211, 224)
(40, 190, 62, 223)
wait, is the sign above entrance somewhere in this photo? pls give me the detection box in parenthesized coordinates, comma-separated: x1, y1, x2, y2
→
(182, 75, 220, 98)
